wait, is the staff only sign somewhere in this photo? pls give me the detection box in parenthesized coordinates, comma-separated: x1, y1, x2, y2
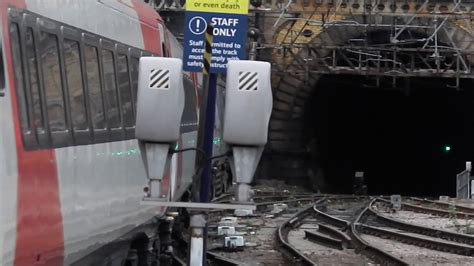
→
(183, 0, 249, 74)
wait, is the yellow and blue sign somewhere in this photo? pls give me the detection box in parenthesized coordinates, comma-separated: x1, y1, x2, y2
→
(183, 0, 249, 74)
(186, 0, 249, 14)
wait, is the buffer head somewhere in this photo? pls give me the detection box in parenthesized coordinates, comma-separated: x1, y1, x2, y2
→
(223, 60, 273, 146)
(135, 57, 184, 143)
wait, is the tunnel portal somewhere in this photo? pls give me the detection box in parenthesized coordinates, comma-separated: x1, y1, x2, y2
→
(259, 10, 474, 196)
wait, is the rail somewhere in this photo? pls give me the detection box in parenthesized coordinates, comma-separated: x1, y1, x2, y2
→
(207, 251, 240, 266)
(409, 197, 474, 214)
(370, 198, 474, 246)
(171, 251, 187, 265)
(350, 206, 410, 265)
(277, 203, 320, 265)
(312, 205, 350, 228)
(277, 196, 402, 265)
(375, 197, 474, 219)
(358, 223, 474, 256)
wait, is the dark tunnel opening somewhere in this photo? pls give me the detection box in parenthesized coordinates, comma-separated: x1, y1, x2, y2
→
(307, 75, 474, 197)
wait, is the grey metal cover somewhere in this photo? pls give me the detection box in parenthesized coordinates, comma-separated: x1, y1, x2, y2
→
(223, 60, 272, 146)
(457, 170, 471, 199)
(135, 57, 184, 142)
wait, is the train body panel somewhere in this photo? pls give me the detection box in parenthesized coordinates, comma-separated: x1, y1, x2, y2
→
(0, 21, 19, 265)
(55, 140, 152, 264)
(0, 0, 201, 265)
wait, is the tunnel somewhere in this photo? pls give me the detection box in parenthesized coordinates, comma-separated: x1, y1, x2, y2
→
(305, 75, 474, 197)
(259, 22, 474, 197)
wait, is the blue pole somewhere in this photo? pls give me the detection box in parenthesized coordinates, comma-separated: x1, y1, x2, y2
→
(200, 73, 217, 203)
(197, 73, 216, 266)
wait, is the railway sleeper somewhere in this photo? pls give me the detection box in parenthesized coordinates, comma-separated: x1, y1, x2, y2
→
(313, 207, 351, 229)
(359, 224, 474, 257)
(305, 230, 346, 250)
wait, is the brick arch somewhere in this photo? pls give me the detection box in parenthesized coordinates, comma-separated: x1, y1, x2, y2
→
(259, 16, 474, 190)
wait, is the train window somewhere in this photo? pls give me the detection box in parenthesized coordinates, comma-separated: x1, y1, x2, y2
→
(101, 49, 120, 128)
(130, 57, 139, 114)
(117, 54, 133, 127)
(26, 28, 44, 131)
(85, 45, 106, 130)
(181, 77, 198, 132)
(64, 39, 87, 130)
(9, 23, 29, 132)
(39, 32, 66, 132)
(8, 9, 160, 149)
(0, 39, 4, 97)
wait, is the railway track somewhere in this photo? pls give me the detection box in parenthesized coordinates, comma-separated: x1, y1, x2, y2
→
(278, 196, 474, 265)
(390, 198, 474, 219)
(351, 208, 410, 265)
(277, 204, 321, 265)
(353, 198, 474, 264)
(408, 197, 474, 214)
(372, 198, 474, 245)
(212, 192, 322, 205)
(206, 190, 321, 264)
(200, 194, 474, 265)
(277, 197, 375, 265)
(171, 231, 241, 266)
(207, 251, 240, 266)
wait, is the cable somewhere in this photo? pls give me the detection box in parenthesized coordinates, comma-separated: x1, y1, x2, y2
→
(208, 151, 232, 161)
(172, 147, 206, 156)
(171, 147, 206, 163)
(171, 147, 231, 162)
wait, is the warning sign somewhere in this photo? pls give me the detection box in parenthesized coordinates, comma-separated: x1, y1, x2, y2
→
(183, 0, 249, 74)
(186, 0, 249, 15)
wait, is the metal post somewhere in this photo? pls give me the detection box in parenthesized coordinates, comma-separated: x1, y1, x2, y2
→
(248, 42, 258, 60)
(190, 23, 215, 266)
(188, 214, 206, 266)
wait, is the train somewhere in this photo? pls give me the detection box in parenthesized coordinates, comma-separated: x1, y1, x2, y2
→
(0, 0, 231, 265)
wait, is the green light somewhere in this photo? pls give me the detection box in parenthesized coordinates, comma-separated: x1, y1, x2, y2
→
(213, 137, 222, 145)
(444, 145, 451, 152)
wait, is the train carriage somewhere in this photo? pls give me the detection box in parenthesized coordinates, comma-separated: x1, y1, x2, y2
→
(0, 0, 204, 265)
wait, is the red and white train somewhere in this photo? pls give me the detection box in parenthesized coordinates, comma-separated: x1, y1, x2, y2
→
(0, 0, 224, 265)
